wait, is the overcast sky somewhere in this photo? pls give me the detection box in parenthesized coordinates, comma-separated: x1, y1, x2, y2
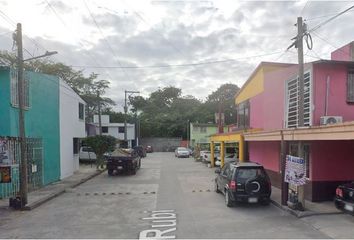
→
(0, 0, 353, 111)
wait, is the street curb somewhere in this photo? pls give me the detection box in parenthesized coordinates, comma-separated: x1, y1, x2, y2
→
(23, 170, 105, 211)
(270, 199, 344, 218)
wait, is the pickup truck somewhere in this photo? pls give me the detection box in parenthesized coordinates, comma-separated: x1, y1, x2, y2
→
(106, 148, 141, 176)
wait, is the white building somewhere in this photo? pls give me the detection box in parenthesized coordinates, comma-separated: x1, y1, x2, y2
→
(60, 80, 86, 179)
(93, 115, 135, 148)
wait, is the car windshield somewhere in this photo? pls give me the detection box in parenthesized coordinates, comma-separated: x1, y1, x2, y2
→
(82, 147, 93, 152)
(178, 147, 187, 151)
(236, 168, 266, 181)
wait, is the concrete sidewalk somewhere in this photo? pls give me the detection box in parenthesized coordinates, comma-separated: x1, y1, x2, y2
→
(270, 186, 343, 218)
(0, 164, 104, 211)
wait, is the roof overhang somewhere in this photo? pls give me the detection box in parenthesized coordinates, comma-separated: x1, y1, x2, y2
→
(210, 128, 262, 142)
(244, 121, 354, 141)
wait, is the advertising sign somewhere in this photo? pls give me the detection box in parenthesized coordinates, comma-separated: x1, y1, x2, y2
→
(0, 166, 11, 183)
(0, 139, 10, 165)
(284, 155, 306, 186)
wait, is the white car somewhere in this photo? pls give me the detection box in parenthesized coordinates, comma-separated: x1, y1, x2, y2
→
(175, 147, 190, 158)
(215, 154, 238, 166)
(79, 146, 97, 162)
(201, 151, 220, 163)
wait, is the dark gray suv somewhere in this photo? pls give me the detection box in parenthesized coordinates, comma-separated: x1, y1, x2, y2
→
(215, 161, 272, 207)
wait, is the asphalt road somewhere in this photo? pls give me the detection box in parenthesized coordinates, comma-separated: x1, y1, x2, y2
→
(0, 152, 330, 239)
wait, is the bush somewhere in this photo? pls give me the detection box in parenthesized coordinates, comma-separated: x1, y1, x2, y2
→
(84, 135, 116, 169)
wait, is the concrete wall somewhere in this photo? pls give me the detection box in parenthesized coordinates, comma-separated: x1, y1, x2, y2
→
(250, 64, 306, 130)
(59, 80, 86, 179)
(331, 42, 353, 61)
(311, 140, 354, 181)
(0, 68, 11, 135)
(26, 72, 61, 185)
(248, 141, 280, 172)
(313, 63, 354, 125)
(141, 137, 182, 152)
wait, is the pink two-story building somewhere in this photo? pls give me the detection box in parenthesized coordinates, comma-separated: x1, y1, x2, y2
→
(236, 42, 354, 201)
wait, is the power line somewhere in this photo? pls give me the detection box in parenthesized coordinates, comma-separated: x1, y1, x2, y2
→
(82, 0, 131, 82)
(311, 31, 351, 58)
(69, 50, 284, 69)
(305, 9, 354, 22)
(44, 0, 114, 81)
(300, 0, 310, 17)
(308, 4, 354, 33)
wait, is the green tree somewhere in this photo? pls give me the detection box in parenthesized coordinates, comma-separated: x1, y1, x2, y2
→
(0, 51, 115, 122)
(84, 135, 116, 169)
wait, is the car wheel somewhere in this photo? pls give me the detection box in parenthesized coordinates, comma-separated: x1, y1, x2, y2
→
(225, 190, 234, 207)
(214, 180, 221, 193)
(108, 169, 114, 176)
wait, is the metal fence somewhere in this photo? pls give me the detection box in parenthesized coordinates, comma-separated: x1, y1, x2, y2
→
(0, 137, 43, 199)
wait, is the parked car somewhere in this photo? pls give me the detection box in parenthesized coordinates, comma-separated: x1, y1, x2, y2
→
(214, 161, 271, 207)
(146, 145, 153, 153)
(133, 145, 147, 158)
(79, 146, 97, 163)
(334, 182, 354, 215)
(175, 147, 190, 158)
(215, 154, 238, 166)
(201, 150, 220, 163)
(106, 148, 141, 176)
(186, 148, 193, 156)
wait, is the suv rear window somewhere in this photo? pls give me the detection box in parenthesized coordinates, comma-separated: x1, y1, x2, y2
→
(236, 167, 266, 182)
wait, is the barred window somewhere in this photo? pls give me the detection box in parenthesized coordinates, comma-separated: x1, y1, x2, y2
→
(10, 68, 30, 108)
(237, 100, 250, 129)
(79, 103, 84, 120)
(347, 69, 354, 103)
(286, 72, 311, 128)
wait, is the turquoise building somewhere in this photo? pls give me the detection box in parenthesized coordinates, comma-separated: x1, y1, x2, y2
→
(0, 66, 60, 194)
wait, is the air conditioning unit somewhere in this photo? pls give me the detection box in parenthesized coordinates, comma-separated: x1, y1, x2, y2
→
(320, 116, 343, 125)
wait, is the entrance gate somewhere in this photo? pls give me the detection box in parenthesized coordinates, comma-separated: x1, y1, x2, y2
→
(0, 137, 43, 199)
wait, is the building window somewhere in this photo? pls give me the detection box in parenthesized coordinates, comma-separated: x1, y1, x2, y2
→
(10, 68, 30, 108)
(79, 103, 84, 120)
(236, 100, 250, 129)
(102, 127, 108, 133)
(347, 69, 354, 103)
(73, 138, 80, 154)
(286, 72, 311, 128)
(118, 127, 125, 133)
(200, 127, 207, 133)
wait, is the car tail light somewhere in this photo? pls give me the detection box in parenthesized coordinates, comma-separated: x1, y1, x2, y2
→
(336, 188, 343, 198)
(229, 180, 237, 190)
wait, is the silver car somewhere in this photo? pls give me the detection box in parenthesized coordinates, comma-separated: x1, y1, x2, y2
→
(175, 147, 190, 158)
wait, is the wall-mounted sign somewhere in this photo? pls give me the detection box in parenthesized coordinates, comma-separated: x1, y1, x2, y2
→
(284, 155, 306, 186)
(0, 139, 10, 165)
(0, 166, 11, 183)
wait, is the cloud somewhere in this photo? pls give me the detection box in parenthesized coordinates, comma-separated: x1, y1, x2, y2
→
(1, 0, 354, 112)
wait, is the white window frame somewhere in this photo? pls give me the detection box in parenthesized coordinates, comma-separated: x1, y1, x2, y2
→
(285, 70, 313, 128)
(10, 68, 30, 109)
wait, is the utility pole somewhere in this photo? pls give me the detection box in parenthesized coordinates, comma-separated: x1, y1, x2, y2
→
(97, 91, 102, 136)
(187, 120, 189, 148)
(124, 90, 140, 147)
(12, 23, 58, 209)
(124, 90, 128, 142)
(296, 16, 305, 210)
(16, 23, 28, 208)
